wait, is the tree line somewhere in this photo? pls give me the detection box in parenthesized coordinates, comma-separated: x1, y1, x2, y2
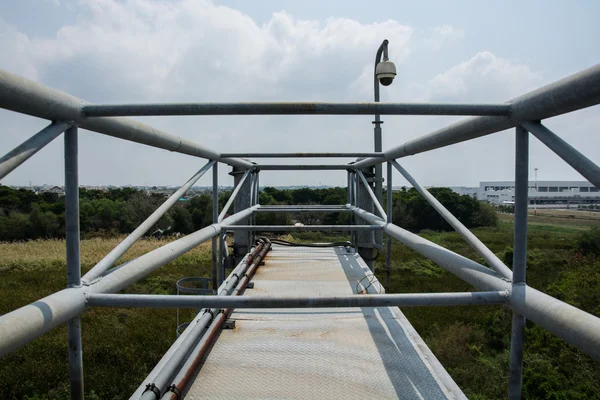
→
(0, 185, 497, 241)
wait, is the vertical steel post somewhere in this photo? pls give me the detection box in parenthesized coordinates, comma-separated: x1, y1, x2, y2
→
(357, 166, 376, 270)
(385, 162, 393, 292)
(65, 126, 83, 400)
(231, 166, 252, 264)
(509, 126, 528, 399)
(212, 162, 218, 292)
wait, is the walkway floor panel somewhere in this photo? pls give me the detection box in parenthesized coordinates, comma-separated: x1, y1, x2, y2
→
(184, 245, 464, 399)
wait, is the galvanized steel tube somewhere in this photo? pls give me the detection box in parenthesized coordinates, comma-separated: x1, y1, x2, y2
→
(256, 164, 352, 170)
(385, 162, 393, 292)
(0, 121, 71, 180)
(222, 225, 382, 231)
(390, 160, 513, 280)
(82, 102, 511, 117)
(87, 291, 508, 309)
(65, 126, 84, 400)
(508, 126, 529, 399)
(221, 152, 385, 158)
(83, 160, 215, 283)
(0, 69, 251, 169)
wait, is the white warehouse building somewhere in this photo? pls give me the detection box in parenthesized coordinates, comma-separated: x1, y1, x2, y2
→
(449, 181, 600, 208)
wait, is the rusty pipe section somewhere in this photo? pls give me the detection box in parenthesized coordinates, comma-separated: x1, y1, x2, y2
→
(134, 239, 270, 400)
(160, 239, 272, 400)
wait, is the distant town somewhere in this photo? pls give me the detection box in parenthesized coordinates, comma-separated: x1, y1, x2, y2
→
(4, 179, 599, 209)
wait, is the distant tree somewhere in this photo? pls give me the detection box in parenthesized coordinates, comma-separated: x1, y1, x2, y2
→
(171, 206, 194, 234)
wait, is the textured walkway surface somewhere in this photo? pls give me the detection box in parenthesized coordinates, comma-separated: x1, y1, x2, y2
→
(184, 245, 464, 399)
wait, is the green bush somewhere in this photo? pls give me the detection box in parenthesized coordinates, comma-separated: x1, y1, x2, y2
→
(575, 227, 600, 256)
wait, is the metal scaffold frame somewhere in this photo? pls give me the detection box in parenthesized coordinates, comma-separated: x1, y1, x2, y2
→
(0, 63, 600, 400)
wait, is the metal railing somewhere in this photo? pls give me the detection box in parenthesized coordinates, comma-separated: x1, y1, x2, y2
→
(0, 64, 599, 400)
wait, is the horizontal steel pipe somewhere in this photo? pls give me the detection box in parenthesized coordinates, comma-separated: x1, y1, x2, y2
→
(86, 291, 509, 309)
(0, 288, 86, 358)
(256, 164, 352, 170)
(83, 160, 216, 283)
(222, 225, 382, 231)
(523, 121, 600, 188)
(254, 208, 351, 212)
(390, 160, 513, 280)
(0, 121, 72, 180)
(512, 285, 600, 360)
(0, 69, 251, 169)
(354, 64, 600, 169)
(221, 152, 385, 158)
(82, 102, 510, 117)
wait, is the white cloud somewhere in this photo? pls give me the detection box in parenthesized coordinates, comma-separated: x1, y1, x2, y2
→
(424, 24, 465, 50)
(410, 51, 542, 102)
(0, 0, 595, 188)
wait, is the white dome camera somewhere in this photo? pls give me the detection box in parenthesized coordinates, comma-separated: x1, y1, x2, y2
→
(376, 60, 396, 86)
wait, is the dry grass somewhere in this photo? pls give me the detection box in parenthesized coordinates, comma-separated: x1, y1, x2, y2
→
(0, 236, 213, 273)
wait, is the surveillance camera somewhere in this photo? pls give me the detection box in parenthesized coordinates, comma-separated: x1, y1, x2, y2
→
(376, 60, 396, 86)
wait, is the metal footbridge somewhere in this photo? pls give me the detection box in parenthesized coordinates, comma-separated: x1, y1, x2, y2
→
(1, 45, 600, 399)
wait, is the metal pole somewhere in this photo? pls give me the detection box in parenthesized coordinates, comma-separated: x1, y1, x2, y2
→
(222, 225, 382, 231)
(373, 40, 387, 270)
(86, 291, 509, 309)
(81, 102, 511, 117)
(65, 126, 83, 400)
(509, 126, 529, 399)
(385, 162, 393, 292)
(0, 121, 71, 180)
(253, 164, 352, 170)
(212, 162, 218, 292)
(357, 167, 376, 270)
(221, 152, 385, 158)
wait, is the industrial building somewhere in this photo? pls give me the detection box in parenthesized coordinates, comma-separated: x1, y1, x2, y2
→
(450, 181, 600, 208)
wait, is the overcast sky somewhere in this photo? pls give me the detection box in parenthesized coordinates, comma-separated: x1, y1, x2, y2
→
(1, 0, 599, 188)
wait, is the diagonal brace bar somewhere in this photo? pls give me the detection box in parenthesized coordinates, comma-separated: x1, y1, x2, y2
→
(523, 121, 600, 188)
(390, 160, 513, 280)
(218, 169, 251, 222)
(357, 169, 387, 220)
(82, 160, 215, 283)
(0, 121, 72, 180)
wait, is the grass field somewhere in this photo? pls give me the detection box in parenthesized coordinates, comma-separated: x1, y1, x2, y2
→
(1, 217, 600, 399)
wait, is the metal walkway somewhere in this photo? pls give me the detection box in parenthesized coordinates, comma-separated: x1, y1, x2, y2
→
(184, 245, 464, 399)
